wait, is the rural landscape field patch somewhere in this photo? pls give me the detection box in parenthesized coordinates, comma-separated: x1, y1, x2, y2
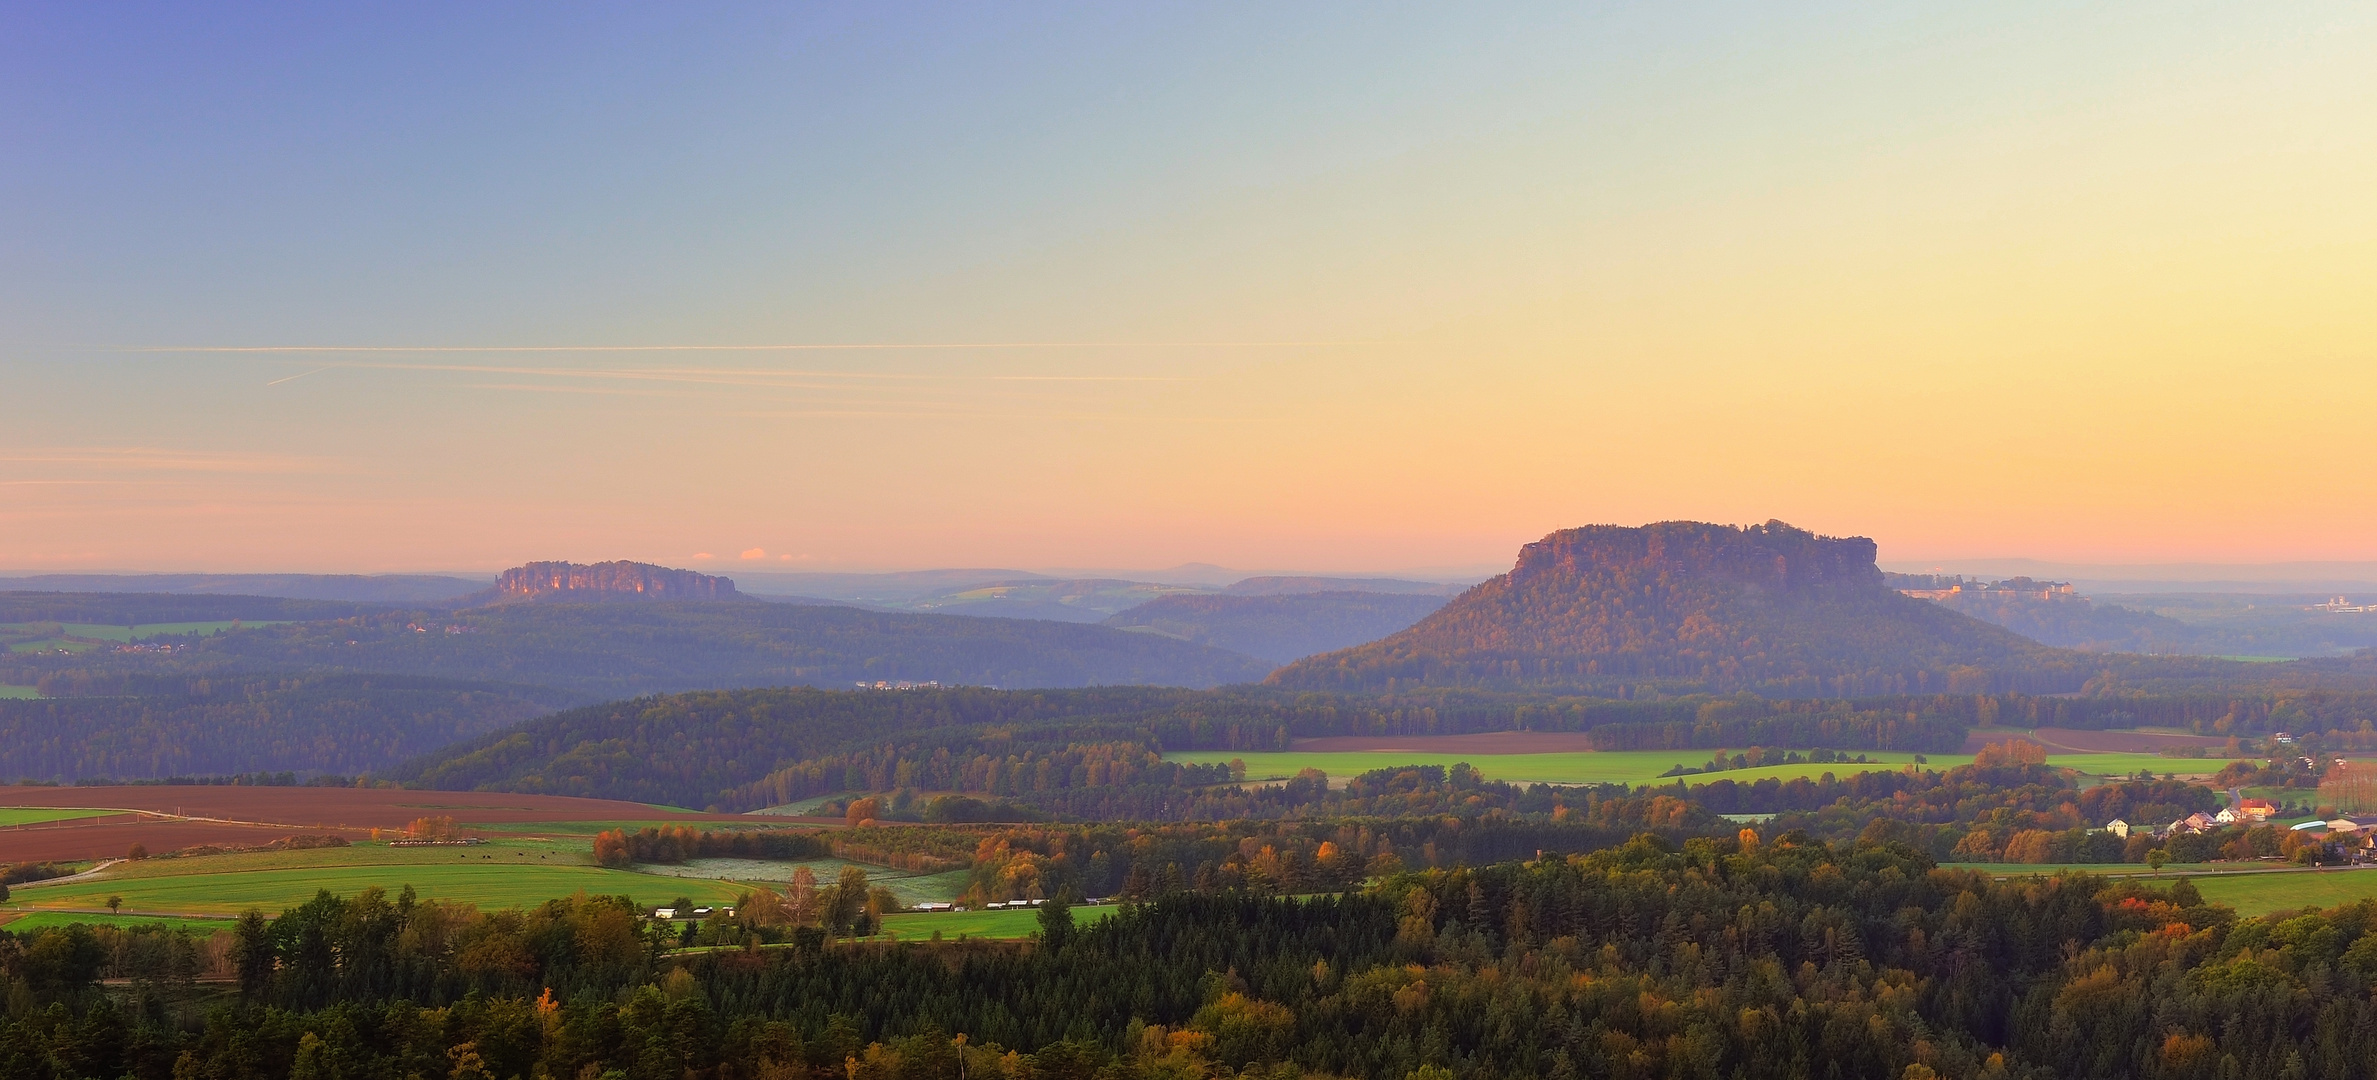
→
(1166, 748, 1928, 788)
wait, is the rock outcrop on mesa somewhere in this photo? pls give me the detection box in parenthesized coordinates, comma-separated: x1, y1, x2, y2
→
(479, 560, 741, 604)
(1267, 520, 2084, 696)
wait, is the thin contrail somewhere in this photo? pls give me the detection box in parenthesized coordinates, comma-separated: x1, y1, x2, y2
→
(113, 341, 1395, 353)
(265, 366, 329, 386)
(249, 361, 1189, 384)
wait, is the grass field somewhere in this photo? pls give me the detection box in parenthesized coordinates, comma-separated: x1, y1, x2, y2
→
(0, 685, 39, 699)
(878, 904, 1116, 940)
(2189, 869, 2377, 916)
(1166, 749, 1928, 788)
(6, 638, 99, 654)
(0, 806, 119, 826)
(0, 839, 744, 917)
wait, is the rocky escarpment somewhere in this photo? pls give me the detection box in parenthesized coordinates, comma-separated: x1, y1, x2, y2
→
(480, 560, 741, 603)
(1268, 520, 2083, 695)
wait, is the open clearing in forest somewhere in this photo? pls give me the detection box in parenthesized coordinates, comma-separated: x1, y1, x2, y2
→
(1166, 748, 1927, 788)
(0, 685, 40, 699)
(2188, 868, 2377, 916)
(1174, 727, 2261, 790)
(879, 904, 1116, 940)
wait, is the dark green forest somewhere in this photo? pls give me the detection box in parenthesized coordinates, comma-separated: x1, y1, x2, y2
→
(0, 674, 560, 782)
(15, 836, 2377, 1080)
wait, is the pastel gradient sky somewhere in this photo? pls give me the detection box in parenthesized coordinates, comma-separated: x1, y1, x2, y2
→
(4, 3, 2373, 574)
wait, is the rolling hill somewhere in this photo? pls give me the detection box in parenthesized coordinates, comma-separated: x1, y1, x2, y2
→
(14, 598, 1274, 699)
(1267, 520, 2111, 696)
(1103, 591, 1449, 664)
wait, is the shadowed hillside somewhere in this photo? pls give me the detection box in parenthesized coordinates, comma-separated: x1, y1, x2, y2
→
(1103, 591, 1448, 663)
(1268, 520, 2110, 696)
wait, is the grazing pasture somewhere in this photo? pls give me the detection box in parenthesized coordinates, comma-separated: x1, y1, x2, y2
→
(0, 685, 39, 699)
(878, 903, 1116, 940)
(4, 839, 744, 917)
(2188, 868, 2377, 916)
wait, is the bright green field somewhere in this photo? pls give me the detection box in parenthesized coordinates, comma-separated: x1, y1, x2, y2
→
(878, 904, 1116, 940)
(0, 685, 40, 699)
(0, 910, 243, 935)
(1166, 749, 1927, 788)
(2189, 870, 2377, 916)
(0, 840, 744, 918)
(0, 806, 117, 826)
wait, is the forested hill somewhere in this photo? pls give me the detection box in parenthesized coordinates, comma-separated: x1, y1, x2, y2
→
(1102, 591, 1448, 663)
(0, 673, 559, 781)
(1268, 520, 2175, 696)
(9, 600, 1275, 700)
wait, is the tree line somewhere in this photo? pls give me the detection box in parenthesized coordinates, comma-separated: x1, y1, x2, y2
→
(23, 833, 2377, 1078)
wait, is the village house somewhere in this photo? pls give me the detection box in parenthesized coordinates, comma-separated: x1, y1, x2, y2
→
(2104, 819, 2130, 839)
(2168, 812, 2217, 835)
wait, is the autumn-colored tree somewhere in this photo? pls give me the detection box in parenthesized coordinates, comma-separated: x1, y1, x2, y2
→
(846, 796, 883, 826)
(1974, 740, 2048, 768)
(2319, 761, 2377, 813)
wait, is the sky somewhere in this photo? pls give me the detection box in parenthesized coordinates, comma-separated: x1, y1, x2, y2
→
(3, 3, 2374, 576)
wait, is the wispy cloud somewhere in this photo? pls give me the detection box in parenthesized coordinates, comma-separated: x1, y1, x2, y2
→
(0, 448, 336, 474)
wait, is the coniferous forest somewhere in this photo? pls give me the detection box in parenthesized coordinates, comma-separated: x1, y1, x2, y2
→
(13, 836, 2377, 1080)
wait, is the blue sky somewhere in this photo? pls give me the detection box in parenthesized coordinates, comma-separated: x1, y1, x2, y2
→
(4, 3, 2374, 573)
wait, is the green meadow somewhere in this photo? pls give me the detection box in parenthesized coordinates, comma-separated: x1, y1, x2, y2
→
(1165, 749, 1927, 788)
(878, 903, 1116, 940)
(2188, 870, 2377, 917)
(0, 806, 119, 826)
(0, 685, 40, 699)
(1, 839, 744, 918)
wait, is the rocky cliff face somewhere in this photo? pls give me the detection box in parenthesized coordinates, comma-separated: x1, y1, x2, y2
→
(1268, 520, 2077, 695)
(488, 561, 740, 603)
(1509, 520, 1881, 592)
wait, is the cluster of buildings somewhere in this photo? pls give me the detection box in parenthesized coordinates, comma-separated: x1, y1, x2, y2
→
(855, 680, 944, 690)
(1898, 579, 2079, 603)
(2104, 791, 2281, 840)
(2310, 597, 2375, 613)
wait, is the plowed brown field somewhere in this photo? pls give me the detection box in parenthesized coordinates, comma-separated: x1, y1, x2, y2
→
(0, 786, 778, 863)
(1958, 727, 2232, 754)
